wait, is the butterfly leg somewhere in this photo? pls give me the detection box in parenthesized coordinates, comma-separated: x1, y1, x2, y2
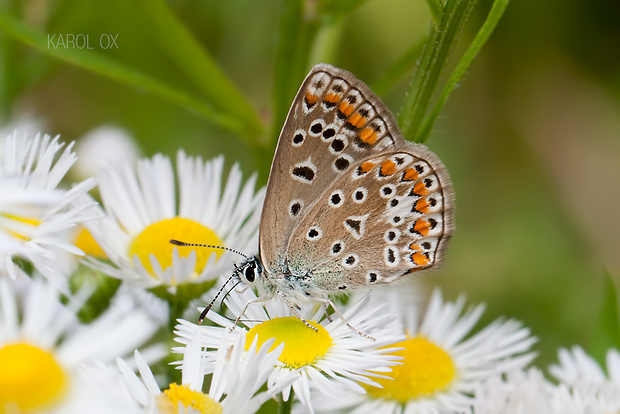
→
(322, 304, 333, 322)
(230, 296, 270, 333)
(276, 290, 319, 332)
(315, 298, 376, 341)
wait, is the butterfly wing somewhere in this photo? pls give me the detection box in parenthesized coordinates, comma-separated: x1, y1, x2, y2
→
(260, 64, 453, 289)
(260, 64, 401, 274)
(286, 145, 453, 291)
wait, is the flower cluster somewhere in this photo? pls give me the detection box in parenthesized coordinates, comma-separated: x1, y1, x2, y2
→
(0, 130, 617, 414)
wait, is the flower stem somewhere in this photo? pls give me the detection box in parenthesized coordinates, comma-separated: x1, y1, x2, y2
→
(416, 0, 509, 142)
(278, 390, 294, 414)
(398, 0, 477, 143)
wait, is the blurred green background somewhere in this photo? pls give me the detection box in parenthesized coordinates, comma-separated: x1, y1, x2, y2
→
(1, 0, 619, 367)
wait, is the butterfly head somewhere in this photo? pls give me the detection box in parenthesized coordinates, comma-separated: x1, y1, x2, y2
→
(169, 240, 268, 322)
(235, 256, 263, 286)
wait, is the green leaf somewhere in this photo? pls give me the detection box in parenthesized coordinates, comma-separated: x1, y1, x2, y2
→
(417, 0, 509, 142)
(397, 0, 477, 143)
(590, 271, 620, 365)
(0, 10, 251, 138)
(133, 0, 263, 141)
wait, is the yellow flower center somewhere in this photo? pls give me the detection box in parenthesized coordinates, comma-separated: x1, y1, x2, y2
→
(129, 217, 223, 278)
(0, 343, 67, 411)
(366, 336, 456, 403)
(245, 317, 333, 368)
(156, 383, 222, 414)
(75, 227, 108, 259)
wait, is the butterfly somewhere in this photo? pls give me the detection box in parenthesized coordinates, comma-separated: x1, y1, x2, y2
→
(173, 63, 453, 337)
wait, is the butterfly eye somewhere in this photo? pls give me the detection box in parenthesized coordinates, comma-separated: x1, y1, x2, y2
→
(244, 265, 256, 283)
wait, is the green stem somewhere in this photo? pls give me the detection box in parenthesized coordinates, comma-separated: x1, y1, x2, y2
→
(591, 271, 620, 365)
(417, 0, 509, 142)
(425, 0, 444, 25)
(278, 390, 294, 414)
(169, 297, 184, 333)
(397, 0, 476, 143)
(271, 0, 310, 146)
(308, 16, 344, 65)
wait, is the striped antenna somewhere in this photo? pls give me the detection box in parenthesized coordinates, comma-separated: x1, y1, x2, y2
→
(169, 239, 250, 323)
(169, 239, 249, 260)
(197, 274, 237, 323)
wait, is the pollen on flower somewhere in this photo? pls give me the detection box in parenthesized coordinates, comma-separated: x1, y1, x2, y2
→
(75, 226, 108, 259)
(129, 217, 223, 278)
(365, 336, 455, 403)
(0, 343, 67, 411)
(246, 317, 333, 369)
(157, 383, 222, 414)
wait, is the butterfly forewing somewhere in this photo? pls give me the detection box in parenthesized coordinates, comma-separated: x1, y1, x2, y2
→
(259, 64, 453, 289)
(260, 64, 399, 273)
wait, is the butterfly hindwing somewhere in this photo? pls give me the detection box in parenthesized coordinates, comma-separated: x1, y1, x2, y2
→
(286, 142, 453, 292)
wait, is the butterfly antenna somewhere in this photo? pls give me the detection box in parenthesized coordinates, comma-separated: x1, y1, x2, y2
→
(169, 239, 249, 260)
(219, 280, 242, 323)
(198, 274, 236, 324)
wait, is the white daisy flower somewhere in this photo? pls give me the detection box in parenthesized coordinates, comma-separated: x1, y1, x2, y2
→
(116, 327, 286, 413)
(72, 125, 141, 180)
(0, 276, 162, 413)
(46, 361, 143, 414)
(174, 287, 405, 413)
(83, 151, 264, 292)
(0, 131, 96, 287)
(309, 289, 537, 414)
(549, 346, 620, 411)
(472, 368, 600, 414)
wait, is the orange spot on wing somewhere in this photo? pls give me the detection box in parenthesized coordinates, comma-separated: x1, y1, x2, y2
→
(359, 127, 378, 144)
(413, 219, 430, 236)
(359, 161, 375, 174)
(409, 242, 421, 251)
(411, 252, 431, 266)
(324, 93, 340, 103)
(413, 198, 430, 214)
(412, 181, 429, 196)
(348, 113, 367, 128)
(305, 92, 318, 105)
(380, 160, 397, 176)
(402, 168, 419, 181)
(339, 101, 355, 117)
